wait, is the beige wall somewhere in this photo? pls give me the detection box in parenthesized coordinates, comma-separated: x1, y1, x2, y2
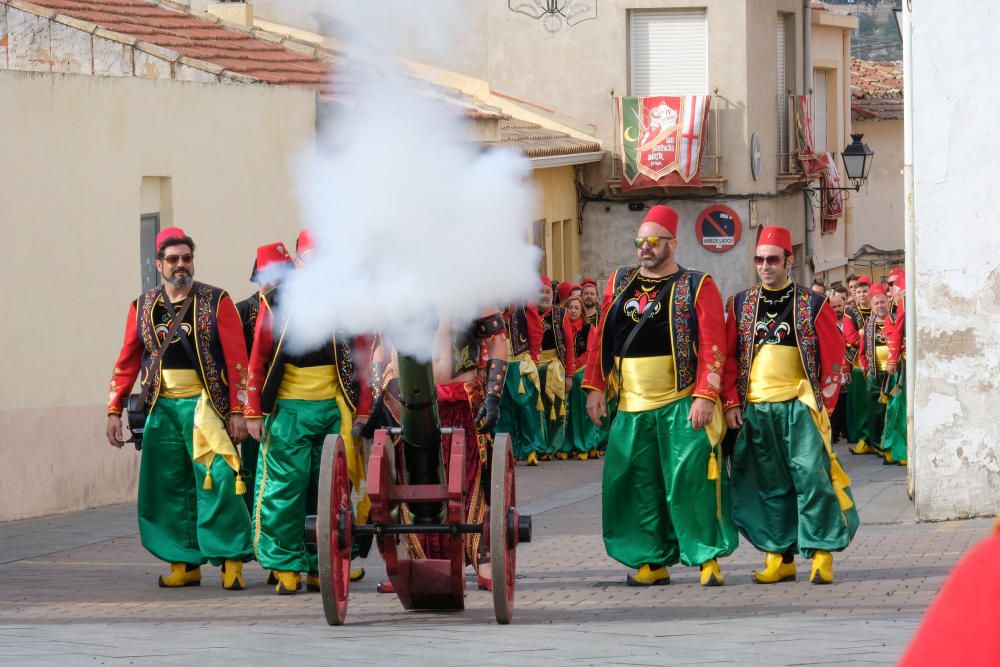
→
(531, 166, 582, 282)
(850, 118, 904, 254)
(0, 71, 317, 521)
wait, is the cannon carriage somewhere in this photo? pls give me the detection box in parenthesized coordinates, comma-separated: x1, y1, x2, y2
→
(306, 354, 532, 625)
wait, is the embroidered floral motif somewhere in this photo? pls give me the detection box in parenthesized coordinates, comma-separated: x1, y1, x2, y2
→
(336, 338, 360, 409)
(196, 284, 229, 417)
(735, 284, 760, 402)
(795, 289, 823, 409)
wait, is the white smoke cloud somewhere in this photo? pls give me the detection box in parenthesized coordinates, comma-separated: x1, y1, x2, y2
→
(277, 1, 541, 359)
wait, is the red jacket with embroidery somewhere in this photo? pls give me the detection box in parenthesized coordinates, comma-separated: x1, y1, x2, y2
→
(537, 305, 575, 376)
(583, 268, 726, 404)
(107, 287, 248, 416)
(723, 284, 844, 415)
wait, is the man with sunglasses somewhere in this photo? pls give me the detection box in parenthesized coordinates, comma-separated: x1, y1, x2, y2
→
(723, 225, 857, 585)
(584, 204, 737, 587)
(843, 276, 875, 455)
(106, 227, 254, 590)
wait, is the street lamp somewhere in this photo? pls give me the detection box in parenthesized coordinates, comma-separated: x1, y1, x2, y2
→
(841, 133, 875, 191)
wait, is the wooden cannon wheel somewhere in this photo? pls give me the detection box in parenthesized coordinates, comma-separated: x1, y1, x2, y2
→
(490, 433, 517, 624)
(317, 437, 353, 626)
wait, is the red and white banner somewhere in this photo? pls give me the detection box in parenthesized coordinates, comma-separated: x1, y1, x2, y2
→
(617, 95, 712, 191)
(821, 152, 845, 231)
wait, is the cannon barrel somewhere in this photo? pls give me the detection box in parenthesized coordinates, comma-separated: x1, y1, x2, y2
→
(396, 354, 446, 524)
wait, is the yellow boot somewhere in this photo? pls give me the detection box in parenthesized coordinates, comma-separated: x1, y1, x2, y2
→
(898, 459, 908, 466)
(220, 559, 245, 591)
(850, 439, 874, 455)
(350, 567, 366, 582)
(274, 570, 301, 595)
(555, 452, 569, 461)
(752, 553, 796, 584)
(700, 559, 724, 587)
(158, 563, 201, 588)
(588, 449, 601, 459)
(626, 564, 670, 586)
(576, 452, 589, 461)
(526, 452, 539, 466)
(306, 572, 321, 592)
(810, 550, 834, 585)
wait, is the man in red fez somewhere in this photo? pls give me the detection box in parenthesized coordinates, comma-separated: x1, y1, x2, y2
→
(105, 227, 254, 590)
(843, 276, 875, 454)
(723, 225, 856, 585)
(235, 243, 295, 515)
(882, 268, 908, 465)
(580, 278, 600, 326)
(535, 275, 575, 463)
(857, 284, 892, 457)
(584, 204, 737, 586)
(245, 239, 368, 594)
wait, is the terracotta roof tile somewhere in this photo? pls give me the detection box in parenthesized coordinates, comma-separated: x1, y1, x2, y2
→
(491, 119, 601, 159)
(851, 58, 903, 121)
(23, 0, 334, 89)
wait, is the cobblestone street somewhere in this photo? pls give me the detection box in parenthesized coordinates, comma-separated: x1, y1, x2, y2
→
(1, 445, 990, 666)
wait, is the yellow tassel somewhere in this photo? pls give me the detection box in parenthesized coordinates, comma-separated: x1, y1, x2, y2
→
(235, 475, 246, 496)
(559, 402, 566, 417)
(549, 404, 557, 421)
(537, 396, 544, 411)
(707, 452, 719, 481)
(202, 470, 213, 491)
(518, 377, 525, 394)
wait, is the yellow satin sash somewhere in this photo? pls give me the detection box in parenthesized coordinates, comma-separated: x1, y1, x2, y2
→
(512, 351, 541, 396)
(876, 345, 889, 372)
(192, 391, 244, 495)
(274, 364, 370, 523)
(160, 369, 202, 399)
(747, 345, 807, 404)
(616, 355, 692, 413)
(277, 364, 338, 401)
(538, 349, 567, 417)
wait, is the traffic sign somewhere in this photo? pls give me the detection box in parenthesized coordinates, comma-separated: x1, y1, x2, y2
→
(696, 205, 742, 253)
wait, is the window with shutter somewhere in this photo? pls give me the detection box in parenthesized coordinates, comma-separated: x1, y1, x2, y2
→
(777, 13, 792, 172)
(629, 9, 708, 96)
(813, 69, 829, 154)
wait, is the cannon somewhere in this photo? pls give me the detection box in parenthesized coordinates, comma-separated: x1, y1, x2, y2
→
(309, 354, 532, 625)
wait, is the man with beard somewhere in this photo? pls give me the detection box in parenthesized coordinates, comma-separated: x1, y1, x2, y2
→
(106, 227, 253, 589)
(723, 226, 857, 585)
(584, 205, 737, 587)
(858, 285, 892, 457)
(843, 276, 875, 454)
(536, 277, 575, 459)
(581, 279, 600, 325)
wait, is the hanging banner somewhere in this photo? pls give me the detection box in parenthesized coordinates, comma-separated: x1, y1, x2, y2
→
(794, 94, 830, 177)
(821, 152, 845, 232)
(617, 95, 711, 191)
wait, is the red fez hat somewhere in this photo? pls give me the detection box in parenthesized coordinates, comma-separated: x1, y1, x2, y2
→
(870, 283, 887, 297)
(540, 274, 553, 288)
(296, 229, 316, 253)
(156, 226, 188, 251)
(580, 278, 598, 289)
(642, 205, 679, 237)
(557, 282, 578, 304)
(251, 242, 293, 283)
(757, 226, 792, 254)
(855, 276, 872, 287)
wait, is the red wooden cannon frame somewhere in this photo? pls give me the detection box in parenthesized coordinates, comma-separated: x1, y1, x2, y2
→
(315, 429, 530, 625)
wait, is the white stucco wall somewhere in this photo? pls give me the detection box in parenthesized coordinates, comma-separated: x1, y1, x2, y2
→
(911, 2, 1000, 519)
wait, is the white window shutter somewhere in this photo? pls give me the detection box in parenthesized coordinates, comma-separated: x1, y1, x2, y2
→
(777, 15, 789, 160)
(813, 69, 828, 154)
(629, 10, 708, 96)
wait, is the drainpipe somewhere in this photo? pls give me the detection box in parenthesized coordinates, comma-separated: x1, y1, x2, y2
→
(802, 0, 814, 284)
(901, 1, 916, 499)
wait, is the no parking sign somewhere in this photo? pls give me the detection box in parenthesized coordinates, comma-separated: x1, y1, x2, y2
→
(695, 205, 742, 253)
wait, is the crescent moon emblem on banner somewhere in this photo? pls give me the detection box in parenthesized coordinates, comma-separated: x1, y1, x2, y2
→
(623, 126, 638, 143)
